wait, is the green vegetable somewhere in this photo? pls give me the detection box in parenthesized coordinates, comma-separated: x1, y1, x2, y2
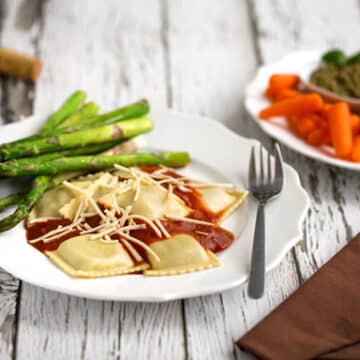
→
(0, 116, 152, 160)
(0, 192, 26, 212)
(0, 91, 88, 229)
(0, 152, 190, 177)
(59, 102, 99, 128)
(40, 90, 87, 135)
(88, 99, 150, 126)
(4, 138, 139, 169)
(1, 99, 150, 148)
(347, 52, 360, 64)
(322, 49, 347, 66)
(0, 175, 77, 232)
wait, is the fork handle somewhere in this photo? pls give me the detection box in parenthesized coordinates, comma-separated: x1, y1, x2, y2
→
(248, 203, 265, 299)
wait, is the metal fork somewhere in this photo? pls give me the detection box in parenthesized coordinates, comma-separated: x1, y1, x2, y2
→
(248, 143, 284, 299)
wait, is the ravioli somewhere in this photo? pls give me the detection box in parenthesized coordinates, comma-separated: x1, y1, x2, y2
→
(26, 165, 248, 279)
(60, 172, 115, 220)
(144, 234, 220, 276)
(46, 235, 149, 278)
(99, 182, 190, 220)
(28, 185, 73, 221)
(202, 189, 248, 223)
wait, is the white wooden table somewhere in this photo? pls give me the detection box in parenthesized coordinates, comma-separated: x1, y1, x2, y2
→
(0, 1, 359, 359)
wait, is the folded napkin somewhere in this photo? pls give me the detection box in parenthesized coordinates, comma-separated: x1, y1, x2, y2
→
(237, 233, 360, 360)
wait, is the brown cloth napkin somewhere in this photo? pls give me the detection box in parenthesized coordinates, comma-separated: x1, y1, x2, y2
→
(237, 233, 360, 360)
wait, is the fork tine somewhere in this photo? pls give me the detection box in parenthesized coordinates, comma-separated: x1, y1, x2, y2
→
(274, 143, 284, 187)
(259, 145, 264, 185)
(267, 147, 272, 183)
(248, 146, 256, 188)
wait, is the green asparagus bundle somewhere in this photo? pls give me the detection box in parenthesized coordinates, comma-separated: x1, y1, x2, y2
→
(0, 116, 152, 160)
(0, 191, 26, 212)
(1, 99, 150, 148)
(40, 90, 87, 134)
(0, 152, 190, 177)
(0, 90, 92, 230)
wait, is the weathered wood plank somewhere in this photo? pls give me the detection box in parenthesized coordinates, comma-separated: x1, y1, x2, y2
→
(0, 0, 42, 359)
(252, 0, 360, 283)
(166, 1, 300, 359)
(15, 1, 185, 359)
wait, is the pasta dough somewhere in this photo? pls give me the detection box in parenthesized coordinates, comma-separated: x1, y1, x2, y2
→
(144, 234, 220, 276)
(99, 183, 191, 220)
(46, 235, 149, 278)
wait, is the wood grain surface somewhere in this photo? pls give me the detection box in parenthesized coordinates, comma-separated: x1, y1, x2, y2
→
(0, 0, 359, 359)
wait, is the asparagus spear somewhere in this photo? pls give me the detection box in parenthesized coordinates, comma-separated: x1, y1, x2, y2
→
(4, 138, 141, 169)
(0, 192, 26, 212)
(87, 99, 150, 126)
(59, 102, 99, 128)
(0, 116, 152, 160)
(40, 90, 87, 135)
(1, 99, 149, 147)
(0, 175, 75, 232)
(0, 152, 190, 177)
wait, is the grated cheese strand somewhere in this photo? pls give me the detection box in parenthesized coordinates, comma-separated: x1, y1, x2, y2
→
(188, 182, 233, 189)
(111, 193, 121, 214)
(29, 219, 82, 244)
(63, 181, 108, 222)
(154, 219, 170, 238)
(117, 231, 160, 262)
(195, 230, 209, 236)
(120, 238, 143, 262)
(165, 214, 215, 226)
(129, 214, 162, 238)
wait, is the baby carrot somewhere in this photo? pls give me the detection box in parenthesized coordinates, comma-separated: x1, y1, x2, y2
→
(274, 88, 302, 101)
(328, 102, 353, 158)
(259, 94, 323, 119)
(350, 114, 360, 134)
(307, 129, 331, 146)
(351, 136, 360, 162)
(265, 74, 300, 98)
(287, 116, 301, 136)
(294, 115, 318, 138)
(318, 103, 333, 118)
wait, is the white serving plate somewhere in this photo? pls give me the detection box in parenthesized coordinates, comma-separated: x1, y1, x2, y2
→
(0, 109, 309, 301)
(245, 49, 360, 170)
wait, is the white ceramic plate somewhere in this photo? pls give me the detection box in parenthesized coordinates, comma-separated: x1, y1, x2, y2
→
(245, 49, 360, 171)
(0, 110, 309, 302)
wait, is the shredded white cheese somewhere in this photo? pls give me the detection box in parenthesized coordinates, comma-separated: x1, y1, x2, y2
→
(165, 214, 214, 226)
(154, 219, 170, 238)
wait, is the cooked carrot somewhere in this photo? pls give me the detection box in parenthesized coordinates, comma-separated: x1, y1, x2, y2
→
(328, 102, 353, 158)
(318, 103, 333, 118)
(287, 116, 301, 136)
(351, 136, 360, 162)
(259, 94, 323, 119)
(350, 114, 360, 134)
(274, 88, 302, 101)
(265, 74, 300, 99)
(307, 129, 331, 146)
(294, 115, 317, 138)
